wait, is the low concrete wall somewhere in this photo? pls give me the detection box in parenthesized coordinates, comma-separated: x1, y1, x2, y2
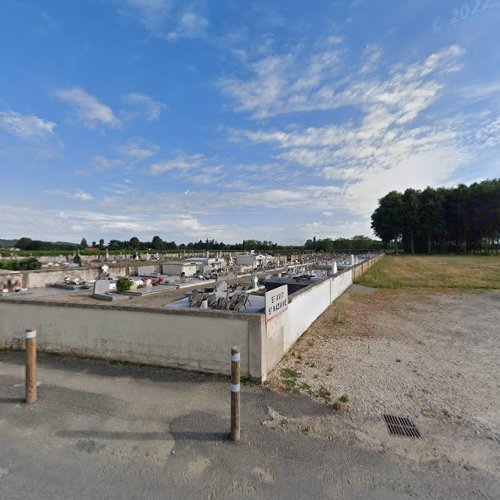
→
(25, 268, 100, 289)
(264, 253, 384, 374)
(0, 253, 383, 380)
(13, 262, 164, 289)
(0, 302, 265, 378)
(0, 270, 23, 289)
(352, 254, 383, 281)
(285, 278, 334, 351)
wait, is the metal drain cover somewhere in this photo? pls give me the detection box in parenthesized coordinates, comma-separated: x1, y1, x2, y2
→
(383, 414, 421, 438)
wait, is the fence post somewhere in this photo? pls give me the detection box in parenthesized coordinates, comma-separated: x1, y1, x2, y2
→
(25, 328, 37, 404)
(231, 346, 240, 442)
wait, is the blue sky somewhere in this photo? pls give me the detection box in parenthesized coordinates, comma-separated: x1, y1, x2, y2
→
(1, 0, 499, 244)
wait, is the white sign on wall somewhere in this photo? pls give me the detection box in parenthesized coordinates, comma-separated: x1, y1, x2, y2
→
(265, 285, 288, 322)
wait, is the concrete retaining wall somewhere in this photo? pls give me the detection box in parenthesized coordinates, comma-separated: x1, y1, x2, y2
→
(11, 263, 163, 289)
(285, 278, 333, 351)
(0, 270, 22, 289)
(0, 254, 383, 379)
(264, 253, 384, 374)
(25, 268, 100, 289)
(0, 302, 265, 378)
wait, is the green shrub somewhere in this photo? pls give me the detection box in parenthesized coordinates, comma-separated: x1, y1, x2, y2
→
(0, 258, 41, 270)
(116, 277, 133, 293)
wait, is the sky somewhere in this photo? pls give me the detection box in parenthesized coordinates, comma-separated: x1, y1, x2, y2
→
(1, 0, 499, 245)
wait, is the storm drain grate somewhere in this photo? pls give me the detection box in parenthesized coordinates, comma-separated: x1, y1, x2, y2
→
(383, 414, 421, 438)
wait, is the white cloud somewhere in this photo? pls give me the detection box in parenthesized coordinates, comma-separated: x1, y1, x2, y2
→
(101, 182, 137, 195)
(122, 93, 167, 121)
(112, 1, 208, 41)
(219, 41, 463, 119)
(48, 189, 95, 201)
(166, 8, 209, 41)
(360, 43, 382, 75)
(53, 87, 120, 128)
(223, 44, 478, 225)
(149, 152, 205, 174)
(118, 139, 160, 161)
(114, 0, 174, 32)
(218, 55, 292, 118)
(76, 140, 160, 176)
(458, 81, 500, 102)
(0, 202, 231, 243)
(74, 155, 126, 176)
(0, 110, 55, 137)
(147, 154, 273, 186)
(236, 123, 469, 218)
(74, 190, 95, 201)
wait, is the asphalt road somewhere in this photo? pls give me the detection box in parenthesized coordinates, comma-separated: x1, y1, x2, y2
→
(0, 352, 497, 499)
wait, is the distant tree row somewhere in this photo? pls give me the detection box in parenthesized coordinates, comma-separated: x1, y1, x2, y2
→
(16, 237, 78, 251)
(8, 235, 382, 254)
(108, 237, 281, 252)
(11, 236, 283, 252)
(371, 179, 500, 254)
(304, 235, 383, 252)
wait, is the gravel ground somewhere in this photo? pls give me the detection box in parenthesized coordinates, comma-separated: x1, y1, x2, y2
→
(268, 286, 500, 478)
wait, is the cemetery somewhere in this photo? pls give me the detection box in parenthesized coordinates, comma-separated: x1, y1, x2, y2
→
(0, 252, 383, 380)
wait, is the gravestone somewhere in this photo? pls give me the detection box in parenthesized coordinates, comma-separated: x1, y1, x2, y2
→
(93, 280, 109, 295)
(137, 265, 155, 276)
(252, 275, 258, 289)
(215, 281, 229, 299)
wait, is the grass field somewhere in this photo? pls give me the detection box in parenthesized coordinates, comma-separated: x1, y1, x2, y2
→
(357, 255, 500, 289)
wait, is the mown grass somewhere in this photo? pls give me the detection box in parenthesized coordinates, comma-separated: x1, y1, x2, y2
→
(357, 255, 500, 290)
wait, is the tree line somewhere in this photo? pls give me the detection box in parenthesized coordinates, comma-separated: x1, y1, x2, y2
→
(304, 235, 383, 252)
(371, 179, 500, 254)
(10, 235, 382, 253)
(107, 237, 280, 251)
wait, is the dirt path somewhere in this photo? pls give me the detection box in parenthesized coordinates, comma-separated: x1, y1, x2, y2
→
(268, 286, 500, 478)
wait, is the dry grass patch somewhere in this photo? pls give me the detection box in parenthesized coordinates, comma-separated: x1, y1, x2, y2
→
(357, 255, 500, 289)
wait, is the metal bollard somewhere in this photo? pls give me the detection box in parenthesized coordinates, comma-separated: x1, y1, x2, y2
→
(25, 328, 37, 404)
(231, 346, 240, 441)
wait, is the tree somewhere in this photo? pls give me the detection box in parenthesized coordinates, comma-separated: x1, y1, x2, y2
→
(351, 235, 373, 251)
(402, 188, 421, 255)
(108, 239, 123, 250)
(420, 187, 445, 254)
(129, 236, 140, 249)
(371, 179, 500, 254)
(444, 184, 470, 252)
(79, 238, 88, 249)
(151, 235, 164, 250)
(99, 239, 105, 249)
(371, 191, 404, 251)
(16, 237, 33, 250)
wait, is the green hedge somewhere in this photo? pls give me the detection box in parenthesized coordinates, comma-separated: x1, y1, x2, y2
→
(0, 258, 41, 270)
